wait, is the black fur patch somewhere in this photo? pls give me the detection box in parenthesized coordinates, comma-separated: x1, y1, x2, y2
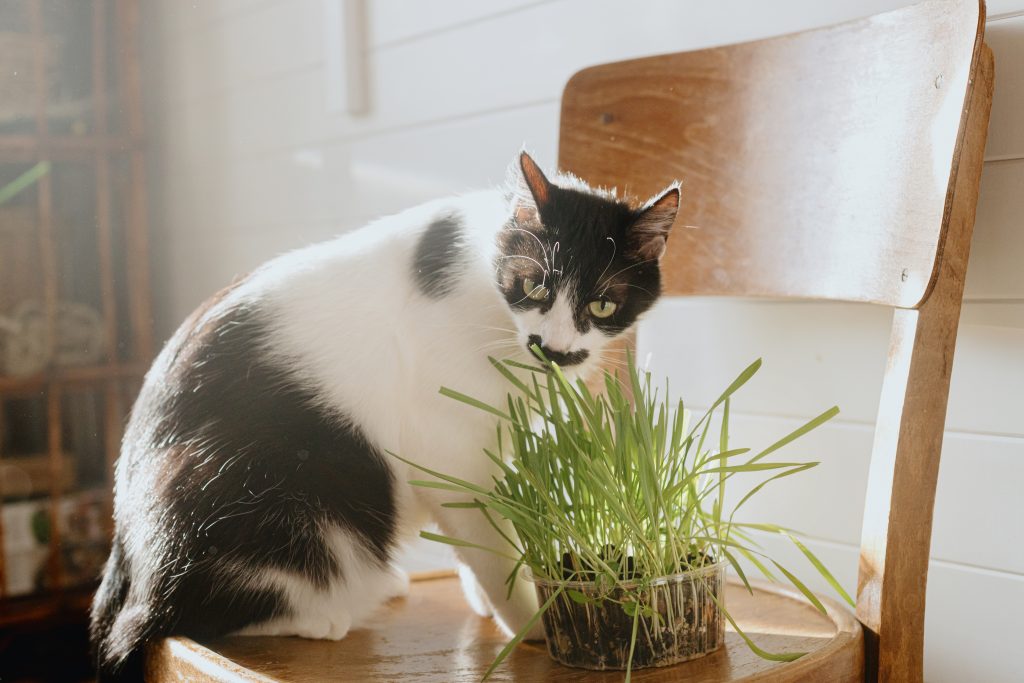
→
(528, 334, 589, 366)
(92, 298, 396, 679)
(495, 185, 665, 338)
(413, 214, 465, 298)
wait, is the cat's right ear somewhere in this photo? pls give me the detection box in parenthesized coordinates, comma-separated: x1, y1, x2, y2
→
(510, 151, 553, 223)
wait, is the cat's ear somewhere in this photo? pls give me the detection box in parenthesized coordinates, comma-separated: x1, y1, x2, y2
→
(628, 183, 680, 261)
(510, 151, 553, 223)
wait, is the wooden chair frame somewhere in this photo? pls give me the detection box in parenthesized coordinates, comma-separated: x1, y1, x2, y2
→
(558, 1, 995, 681)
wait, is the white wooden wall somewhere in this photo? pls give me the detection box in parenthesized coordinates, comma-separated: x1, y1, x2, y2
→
(144, 2, 1024, 681)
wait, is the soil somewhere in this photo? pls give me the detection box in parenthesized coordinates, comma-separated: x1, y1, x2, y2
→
(538, 552, 724, 671)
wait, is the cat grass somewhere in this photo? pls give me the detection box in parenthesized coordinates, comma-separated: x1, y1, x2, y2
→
(398, 352, 852, 680)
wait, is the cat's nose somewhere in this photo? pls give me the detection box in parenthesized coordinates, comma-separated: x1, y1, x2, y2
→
(527, 335, 589, 367)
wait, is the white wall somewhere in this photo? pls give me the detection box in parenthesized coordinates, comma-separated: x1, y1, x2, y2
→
(143, 2, 1024, 681)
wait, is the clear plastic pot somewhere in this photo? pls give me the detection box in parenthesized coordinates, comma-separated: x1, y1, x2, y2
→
(526, 562, 726, 670)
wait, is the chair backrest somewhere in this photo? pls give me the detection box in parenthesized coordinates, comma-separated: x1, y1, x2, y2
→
(558, 1, 994, 681)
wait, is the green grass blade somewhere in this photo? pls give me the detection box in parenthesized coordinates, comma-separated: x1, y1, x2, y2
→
(418, 531, 519, 562)
(771, 560, 827, 614)
(439, 386, 511, 420)
(785, 533, 855, 607)
(711, 593, 805, 662)
(749, 406, 839, 464)
(723, 548, 753, 595)
(482, 585, 563, 681)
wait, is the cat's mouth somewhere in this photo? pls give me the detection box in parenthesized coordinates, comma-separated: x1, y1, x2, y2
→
(526, 336, 590, 368)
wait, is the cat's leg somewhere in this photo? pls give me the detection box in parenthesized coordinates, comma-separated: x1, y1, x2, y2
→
(384, 564, 411, 600)
(458, 561, 494, 618)
(432, 504, 543, 640)
(235, 537, 408, 641)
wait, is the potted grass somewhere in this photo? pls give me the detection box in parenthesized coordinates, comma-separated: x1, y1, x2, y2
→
(397, 352, 852, 680)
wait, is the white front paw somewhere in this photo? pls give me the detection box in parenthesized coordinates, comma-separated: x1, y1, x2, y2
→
(386, 566, 411, 599)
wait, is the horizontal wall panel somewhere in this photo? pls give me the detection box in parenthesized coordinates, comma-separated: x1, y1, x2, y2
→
(989, 0, 1024, 18)
(639, 300, 892, 424)
(151, 100, 559, 248)
(152, 0, 923, 161)
(156, 0, 324, 108)
(717, 412, 1024, 573)
(985, 16, 1024, 159)
(966, 163, 1024, 300)
(743, 536, 1024, 683)
(368, 0, 552, 47)
(638, 299, 1024, 437)
(961, 300, 1024, 326)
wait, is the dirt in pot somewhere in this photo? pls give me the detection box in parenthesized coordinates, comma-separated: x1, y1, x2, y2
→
(535, 556, 725, 671)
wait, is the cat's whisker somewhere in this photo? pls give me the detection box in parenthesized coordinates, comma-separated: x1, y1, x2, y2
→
(429, 322, 518, 334)
(595, 236, 618, 286)
(615, 283, 657, 297)
(597, 257, 660, 293)
(495, 253, 546, 272)
(475, 339, 522, 350)
(505, 227, 550, 265)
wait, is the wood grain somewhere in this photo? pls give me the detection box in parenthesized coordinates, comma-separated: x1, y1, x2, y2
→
(559, 0, 984, 309)
(147, 574, 862, 683)
(857, 40, 995, 683)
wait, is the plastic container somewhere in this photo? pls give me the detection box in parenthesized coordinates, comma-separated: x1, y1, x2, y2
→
(527, 562, 726, 670)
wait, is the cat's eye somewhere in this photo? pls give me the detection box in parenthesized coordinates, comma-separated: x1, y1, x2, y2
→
(588, 300, 618, 318)
(523, 278, 550, 301)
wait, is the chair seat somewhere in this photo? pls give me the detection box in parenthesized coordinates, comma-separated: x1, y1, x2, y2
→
(147, 572, 863, 682)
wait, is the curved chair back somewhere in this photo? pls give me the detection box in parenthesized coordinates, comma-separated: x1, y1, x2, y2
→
(558, 1, 995, 680)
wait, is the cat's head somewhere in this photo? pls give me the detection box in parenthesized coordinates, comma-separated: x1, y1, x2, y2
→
(495, 151, 680, 374)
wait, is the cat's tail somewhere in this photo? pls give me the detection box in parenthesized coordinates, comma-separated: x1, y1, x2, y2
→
(90, 537, 158, 682)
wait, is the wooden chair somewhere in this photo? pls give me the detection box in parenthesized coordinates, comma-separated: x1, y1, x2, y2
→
(148, 0, 994, 681)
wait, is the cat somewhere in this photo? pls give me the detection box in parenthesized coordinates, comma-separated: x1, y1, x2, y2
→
(90, 150, 679, 680)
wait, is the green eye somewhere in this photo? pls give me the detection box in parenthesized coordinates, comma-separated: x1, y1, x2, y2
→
(588, 300, 618, 318)
(523, 278, 550, 301)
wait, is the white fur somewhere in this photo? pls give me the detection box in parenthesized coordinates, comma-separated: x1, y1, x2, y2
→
(520, 279, 579, 353)
(235, 527, 409, 640)
(209, 188, 620, 641)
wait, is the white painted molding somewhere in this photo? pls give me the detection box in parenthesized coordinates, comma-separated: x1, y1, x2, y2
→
(325, 0, 369, 115)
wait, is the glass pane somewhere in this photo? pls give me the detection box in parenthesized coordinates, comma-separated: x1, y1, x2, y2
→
(0, 162, 45, 378)
(0, 1, 38, 136)
(59, 387, 110, 590)
(51, 159, 109, 366)
(42, 0, 95, 136)
(0, 388, 111, 597)
(0, 392, 50, 597)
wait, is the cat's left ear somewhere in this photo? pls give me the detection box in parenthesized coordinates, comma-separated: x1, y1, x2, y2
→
(511, 151, 554, 223)
(629, 183, 681, 261)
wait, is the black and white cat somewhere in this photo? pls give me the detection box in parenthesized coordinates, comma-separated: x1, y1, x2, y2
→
(90, 151, 680, 680)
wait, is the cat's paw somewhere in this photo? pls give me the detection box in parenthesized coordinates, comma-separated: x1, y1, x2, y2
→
(385, 566, 410, 599)
(325, 613, 352, 641)
(293, 611, 352, 641)
(458, 564, 494, 618)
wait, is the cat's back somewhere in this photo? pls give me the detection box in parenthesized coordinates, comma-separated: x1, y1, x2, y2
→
(243, 188, 506, 304)
(121, 187, 508, 478)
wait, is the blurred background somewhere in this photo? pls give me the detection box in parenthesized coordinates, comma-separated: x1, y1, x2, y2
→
(0, 1, 1021, 681)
